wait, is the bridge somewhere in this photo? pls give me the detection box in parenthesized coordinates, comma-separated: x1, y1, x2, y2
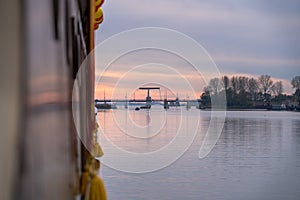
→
(95, 98, 202, 109)
(95, 87, 202, 109)
(94, 98, 200, 103)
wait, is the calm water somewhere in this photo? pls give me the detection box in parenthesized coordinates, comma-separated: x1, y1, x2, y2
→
(97, 107, 300, 200)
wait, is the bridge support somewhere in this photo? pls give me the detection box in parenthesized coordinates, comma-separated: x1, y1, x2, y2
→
(139, 87, 160, 109)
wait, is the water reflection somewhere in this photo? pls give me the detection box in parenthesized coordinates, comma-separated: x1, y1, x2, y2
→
(97, 109, 300, 200)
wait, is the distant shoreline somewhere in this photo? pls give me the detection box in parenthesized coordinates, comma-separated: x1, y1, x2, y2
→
(200, 108, 300, 112)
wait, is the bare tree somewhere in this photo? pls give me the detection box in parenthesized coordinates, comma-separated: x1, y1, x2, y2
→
(271, 81, 283, 96)
(291, 76, 300, 106)
(209, 77, 223, 95)
(230, 76, 238, 94)
(237, 76, 248, 93)
(291, 76, 300, 90)
(247, 78, 259, 100)
(258, 75, 273, 95)
(204, 86, 211, 94)
(222, 76, 229, 91)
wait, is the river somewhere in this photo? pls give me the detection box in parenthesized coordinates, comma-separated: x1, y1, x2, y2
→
(96, 107, 300, 200)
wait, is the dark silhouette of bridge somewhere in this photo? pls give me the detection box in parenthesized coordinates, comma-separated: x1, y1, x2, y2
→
(95, 87, 202, 109)
(94, 98, 201, 103)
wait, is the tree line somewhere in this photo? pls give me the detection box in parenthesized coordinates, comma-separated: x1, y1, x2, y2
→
(201, 75, 300, 109)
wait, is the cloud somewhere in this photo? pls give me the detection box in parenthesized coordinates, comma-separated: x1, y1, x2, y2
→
(96, 0, 300, 97)
(213, 54, 300, 78)
(95, 63, 206, 99)
(214, 54, 300, 66)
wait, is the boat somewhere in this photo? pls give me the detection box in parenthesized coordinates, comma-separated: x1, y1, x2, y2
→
(140, 105, 151, 109)
(95, 89, 117, 109)
(95, 102, 117, 109)
(95, 103, 111, 109)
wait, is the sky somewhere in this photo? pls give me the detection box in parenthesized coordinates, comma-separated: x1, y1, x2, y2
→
(94, 0, 300, 99)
